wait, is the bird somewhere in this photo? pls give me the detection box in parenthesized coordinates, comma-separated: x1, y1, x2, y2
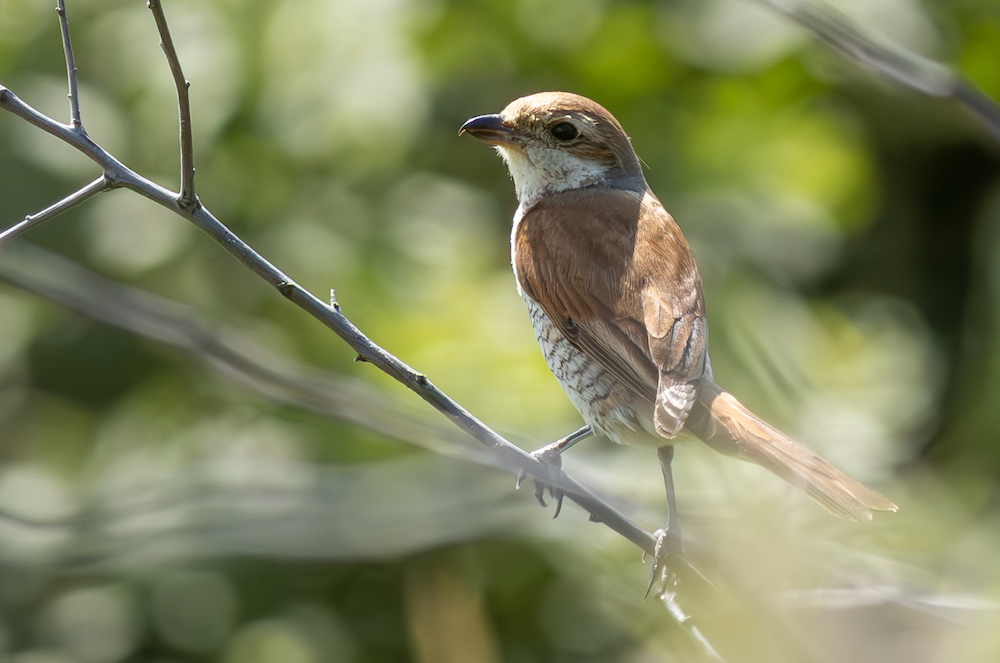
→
(459, 91, 897, 563)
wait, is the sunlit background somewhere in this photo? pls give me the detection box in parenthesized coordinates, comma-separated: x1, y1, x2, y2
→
(2, 0, 1000, 661)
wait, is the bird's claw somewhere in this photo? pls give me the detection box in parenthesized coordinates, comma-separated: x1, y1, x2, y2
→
(516, 446, 565, 518)
(645, 526, 683, 598)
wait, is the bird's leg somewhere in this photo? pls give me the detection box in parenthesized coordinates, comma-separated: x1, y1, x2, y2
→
(516, 424, 593, 517)
(648, 444, 683, 595)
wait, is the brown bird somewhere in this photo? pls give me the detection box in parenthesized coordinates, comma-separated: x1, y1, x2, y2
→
(460, 91, 896, 559)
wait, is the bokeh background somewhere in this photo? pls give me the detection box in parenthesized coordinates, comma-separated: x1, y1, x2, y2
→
(2, 0, 1000, 661)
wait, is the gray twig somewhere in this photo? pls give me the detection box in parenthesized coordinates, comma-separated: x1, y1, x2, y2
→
(147, 0, 197, 210)
(55, 0, 81, 128)
(0, 176, 110, 244)
(0, 84, 135, 244)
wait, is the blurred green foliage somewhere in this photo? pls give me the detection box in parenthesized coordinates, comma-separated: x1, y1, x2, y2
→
(3, 0, 1000, 661)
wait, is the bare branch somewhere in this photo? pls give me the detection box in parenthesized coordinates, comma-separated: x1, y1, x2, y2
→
(55, 0, 82, 128)
(0, 176, 110, 245)
(0, 86, 101, 164)
(146, 0, 197, 210)
(756, 0, 1000, 144)
(0, 86, 151, 198)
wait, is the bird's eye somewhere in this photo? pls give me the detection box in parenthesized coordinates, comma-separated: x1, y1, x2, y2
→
(549, 122, 579, 142)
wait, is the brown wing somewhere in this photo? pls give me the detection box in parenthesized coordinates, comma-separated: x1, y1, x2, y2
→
(514, 186, 708, 437)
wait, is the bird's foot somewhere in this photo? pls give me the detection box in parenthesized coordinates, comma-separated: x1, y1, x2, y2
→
(515, 444, 565, 518)
(645, 525, 683, 598)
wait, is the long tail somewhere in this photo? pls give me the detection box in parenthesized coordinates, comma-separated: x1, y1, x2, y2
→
(684, 379, 898, 521)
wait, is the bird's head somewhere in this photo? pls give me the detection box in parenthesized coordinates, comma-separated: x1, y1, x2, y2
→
(460, 92, 645, 209)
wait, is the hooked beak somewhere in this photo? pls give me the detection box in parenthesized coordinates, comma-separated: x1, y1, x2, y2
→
(459, 113, 517, 146)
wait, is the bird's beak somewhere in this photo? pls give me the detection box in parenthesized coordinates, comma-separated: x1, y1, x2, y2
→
(459, 114, 516, 145)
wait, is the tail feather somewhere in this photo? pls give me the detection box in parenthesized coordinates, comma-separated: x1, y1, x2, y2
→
(685, 379, 898, 521)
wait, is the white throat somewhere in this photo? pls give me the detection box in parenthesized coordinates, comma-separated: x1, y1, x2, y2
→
(496, 145, 609, 210)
